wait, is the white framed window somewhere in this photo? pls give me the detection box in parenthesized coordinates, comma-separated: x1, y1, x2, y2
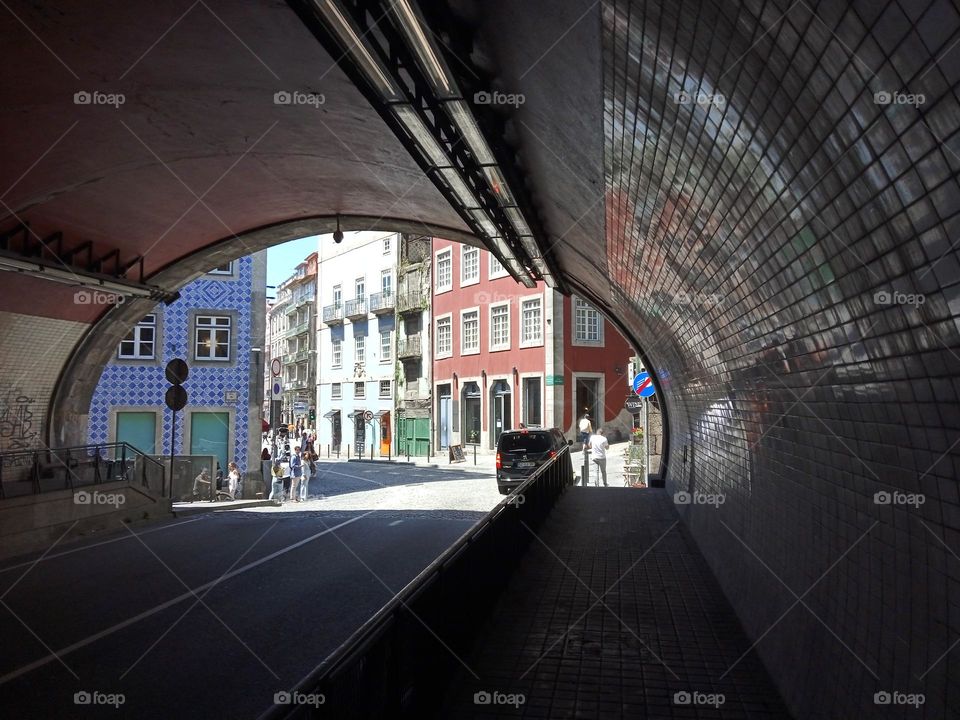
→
(118, 314, 157, 360)
(380, 330, 392, 362)
(520, 296, 543, 347)
(573, 296, 603, 345)
(333, 284, 342, 308)
(383, 236, 392, 255)
(355, 334, 365, 364)
(489, 252, 508, 279)
(332, 339, 342, 367)
(381, 269, 393, 297)
(354, 381, 366, 399)
(207, 261, 234, 276)
(489, 302, 510, 351)
(461, 246, 480, 286)
(355, 277, 365, 301)
(435, 248, 452, 293)
(460, 308, 479, 355)
(332, 382, 342, 400)
(435, 314, 452, 358)
(379, 380, 391, 398)
(194, 315, 231, 361)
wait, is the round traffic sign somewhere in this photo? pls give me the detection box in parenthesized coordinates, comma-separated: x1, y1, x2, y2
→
(165, 358, 189, 385)
(363, 410, 374, 421)
(633, 371, 656, 398)
(625, 396, 643, 412)
(271, 358, 282, 377)
(164, 385, 188, 411)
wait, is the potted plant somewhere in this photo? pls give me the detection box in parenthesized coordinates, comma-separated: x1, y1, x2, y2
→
(631, 427, 644, 444)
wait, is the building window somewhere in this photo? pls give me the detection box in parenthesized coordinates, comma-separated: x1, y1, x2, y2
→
(355, 381, 366, 399)
(333, 284, 342, 308)
(380, 330, 392, 361)
(489, 303, 510, 351)
(381, 269, 393, 297)
(383, 236, 392, 255)
(461, 309, 479, 354)
(461, 246, 479, 285)
(332, 382, 342, 400)
(355, 277, 365, 301)
(118, 314, 156, 360)
(574, 297, 603, 344)
(522, 377, 542, 426)
(436, 315, 452, 357)
(194, 315, 231, 361)
(520, 297, 543, 346)
(379, 380, 391, 398)
(207, 261, 233, 275)
(332, 339, 342, 367)
(355, 334, 365, 364)
(436, 248, 452, 293)
(489, 252, 507, 279)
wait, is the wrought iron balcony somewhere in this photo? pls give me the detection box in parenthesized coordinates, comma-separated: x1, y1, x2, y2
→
(345, 297, 368, 319)
(369, 291, 395, 314)
(397, 334, 421, 360)
(322, 304, 344, 324)
(396, 290, 426, 314)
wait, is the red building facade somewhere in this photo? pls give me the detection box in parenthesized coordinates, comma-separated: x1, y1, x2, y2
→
(431, 238, 634, 451)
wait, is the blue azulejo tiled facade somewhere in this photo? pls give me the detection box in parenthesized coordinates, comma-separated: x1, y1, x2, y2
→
(87, 255, 266, 477)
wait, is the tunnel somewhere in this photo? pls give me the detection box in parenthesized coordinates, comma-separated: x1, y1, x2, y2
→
(1, 0, 958, 716)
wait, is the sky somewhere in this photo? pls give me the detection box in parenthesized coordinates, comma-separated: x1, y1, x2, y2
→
(266, 235, 318, 298)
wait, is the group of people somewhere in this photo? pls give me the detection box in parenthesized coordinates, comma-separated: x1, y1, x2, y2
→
(191, 461, 243, 501)
(578, 412, 610, 487)
(269, 444, 317, 503)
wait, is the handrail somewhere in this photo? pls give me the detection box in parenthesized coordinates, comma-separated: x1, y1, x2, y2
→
(259, 446, 573, 719)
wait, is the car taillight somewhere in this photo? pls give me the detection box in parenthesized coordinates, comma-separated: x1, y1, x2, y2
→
(549, 450, 556, 458)
(496, 452, 501, 469)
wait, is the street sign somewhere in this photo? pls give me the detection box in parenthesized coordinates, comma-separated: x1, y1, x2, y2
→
(625, 396, 643, 412)
(633, 372, 656, 397)
(545, 374, 564, 386)
(224, 390, 238, 403)
(293, 401, 308, 412)
(165, 358, 188, 385)
(363, 410, 374, 421)
(271, 358, 282, 377)
(164, 385, 188, 411)
(272, 380, 282, 398)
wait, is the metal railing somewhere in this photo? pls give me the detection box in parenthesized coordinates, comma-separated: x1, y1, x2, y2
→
(344, 297, 368, 318)
(368, 291, 395, 314)
(0, 442, 166, 499)
(259, 447, 573, 720)
(396, 290, 425, 314)
(322, 304, 344, 324)
(397, 334, 421, 359)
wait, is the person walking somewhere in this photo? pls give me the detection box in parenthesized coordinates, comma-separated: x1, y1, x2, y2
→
(269, 463, 284, 503)
(587, 428, 609, 487)
(227, 461, 241, 500)
(578, 413, 593, 447)
(289, 446, 303, 502)
(299, 451, 312, 501)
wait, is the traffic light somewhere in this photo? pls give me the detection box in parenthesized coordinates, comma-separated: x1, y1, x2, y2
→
(309, 408, 316, 422)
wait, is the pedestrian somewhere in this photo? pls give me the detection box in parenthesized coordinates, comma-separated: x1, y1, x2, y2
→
(300, 451, 312, 501)
(587, 427, 609, 487)
(289, 445, 303, 502)
(578, 413, 593, 447)
(191, 468, 211, 501)
(269, 463, 284, 502)
(227, 461, 241, 500)
(260, 447, 270, 461)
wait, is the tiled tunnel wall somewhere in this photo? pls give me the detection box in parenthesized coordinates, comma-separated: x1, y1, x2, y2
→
(602, 0, 960, 716)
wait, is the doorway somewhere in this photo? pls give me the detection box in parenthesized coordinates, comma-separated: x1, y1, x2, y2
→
(189, 412, 229, 471)
(353, 414, 365, 455)
(575, 377, 601, 429)
(379, 412, 391, 456)
(490, 380, 511, 448)
(461, 382, 481, 446)
(115, 411, 157, 455)
(438, 384, 452, 449)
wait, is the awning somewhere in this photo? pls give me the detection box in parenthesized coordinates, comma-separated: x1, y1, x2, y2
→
(261, 419, 270, 432)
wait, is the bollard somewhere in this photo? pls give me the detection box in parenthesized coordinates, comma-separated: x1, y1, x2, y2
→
(407, 444, 410, 462)
(347, 445, 350, 460)
(388, 444, 391, 462)
(582, 448, 590, 486)
(427, 443, 431, 463)
(474, 444, 477, 465)
(327, 444, 330, 459)
(370, 444, 373, 461)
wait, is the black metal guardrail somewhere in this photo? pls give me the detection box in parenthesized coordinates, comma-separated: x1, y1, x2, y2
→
(259, 447, 574, 720)
(0, 442, 166, 499)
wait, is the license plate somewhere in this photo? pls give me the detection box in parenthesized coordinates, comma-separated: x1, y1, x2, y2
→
(516, 461, 535, 468)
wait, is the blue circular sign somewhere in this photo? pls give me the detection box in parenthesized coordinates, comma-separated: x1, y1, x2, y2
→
(632, 372, 656, 397)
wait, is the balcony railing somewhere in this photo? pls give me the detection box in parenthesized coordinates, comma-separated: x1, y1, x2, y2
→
(369, 291, 395, 314)
(323, 304, 344, 324)
(345, 297, 368, 319)
(287, 349, 312, 364)
(397, 290, 426, 314)
(287, 320, 310, 337)
(397, 334, 422, 360)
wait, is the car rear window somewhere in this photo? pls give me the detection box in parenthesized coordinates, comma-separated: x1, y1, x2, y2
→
(499, 433, 552, 453)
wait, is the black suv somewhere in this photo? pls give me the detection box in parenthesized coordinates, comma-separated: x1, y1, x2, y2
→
(495, 427, 573, 494)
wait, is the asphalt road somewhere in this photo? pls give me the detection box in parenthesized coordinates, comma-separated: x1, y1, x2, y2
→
(0, 461, 500, 719)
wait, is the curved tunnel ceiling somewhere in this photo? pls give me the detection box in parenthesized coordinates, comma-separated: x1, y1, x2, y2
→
(1, 0, 959, 717)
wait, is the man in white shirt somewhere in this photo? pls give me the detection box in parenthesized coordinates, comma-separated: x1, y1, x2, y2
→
(587, 428, 609, 487)
(578, 413, 593, 447)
